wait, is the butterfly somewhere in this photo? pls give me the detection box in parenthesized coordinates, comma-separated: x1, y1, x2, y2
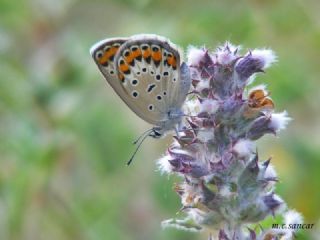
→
(90, 34, 191, 164)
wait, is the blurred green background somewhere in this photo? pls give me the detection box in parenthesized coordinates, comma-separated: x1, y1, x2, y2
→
(0, 0, 319, 239)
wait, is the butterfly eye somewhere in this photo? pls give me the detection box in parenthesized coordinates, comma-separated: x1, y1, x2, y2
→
(96, 50, 103, 59)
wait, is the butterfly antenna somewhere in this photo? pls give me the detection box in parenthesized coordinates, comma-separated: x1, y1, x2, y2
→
(127, 130, 151, 166)
(132, 128, 153, 145)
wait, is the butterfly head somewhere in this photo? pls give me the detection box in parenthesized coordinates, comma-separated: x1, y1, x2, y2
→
(149, 108, 185, 138)
(149, 128, 163, 139)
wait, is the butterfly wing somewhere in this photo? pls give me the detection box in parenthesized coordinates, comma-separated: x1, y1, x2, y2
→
(171, 62, 191, 107)
(90, 37, 130, 105)
(114, 35, 184, 125)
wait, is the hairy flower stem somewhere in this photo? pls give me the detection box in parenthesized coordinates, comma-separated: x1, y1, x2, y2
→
(158, 43, 302, 239)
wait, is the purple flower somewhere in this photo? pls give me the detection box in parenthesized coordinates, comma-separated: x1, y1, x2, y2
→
(158, 42, 300, 239)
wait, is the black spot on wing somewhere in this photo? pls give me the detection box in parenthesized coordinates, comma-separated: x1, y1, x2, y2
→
(132, 91, 139, 98)
(129, 60, 135, 67)
(147, 84, 156, 93)
(124, 50, 130, 57)
(124, 69, 131, 75)
(148, 105, 154, 111)
(154, 60, 161, 67)
(145, 56, 151, 64)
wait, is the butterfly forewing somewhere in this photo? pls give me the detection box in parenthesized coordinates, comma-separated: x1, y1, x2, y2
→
(114, 36, 182, 125)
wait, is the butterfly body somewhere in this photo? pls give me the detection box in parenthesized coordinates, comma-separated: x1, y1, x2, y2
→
(90, 34, 191, 138)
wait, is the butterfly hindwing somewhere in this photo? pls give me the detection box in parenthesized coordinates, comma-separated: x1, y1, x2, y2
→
(172, 62, 191, 107)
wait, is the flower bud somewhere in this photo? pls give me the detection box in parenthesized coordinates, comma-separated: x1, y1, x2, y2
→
(268, 111, 291, 133)
(187, 46, 207, 66)
(157, 43, 297, 239)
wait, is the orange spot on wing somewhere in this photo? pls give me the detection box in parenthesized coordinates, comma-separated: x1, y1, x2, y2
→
(152, 50, 162, 62)
(132, 48, 142, 59)
(167, 55, 177, 68)
(119, 62, 130, 73)
(143, 48, 151, 59)
(118, 73, 125, 82)
(98, 46, 119, 65)
(124, 52, 135, 64)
